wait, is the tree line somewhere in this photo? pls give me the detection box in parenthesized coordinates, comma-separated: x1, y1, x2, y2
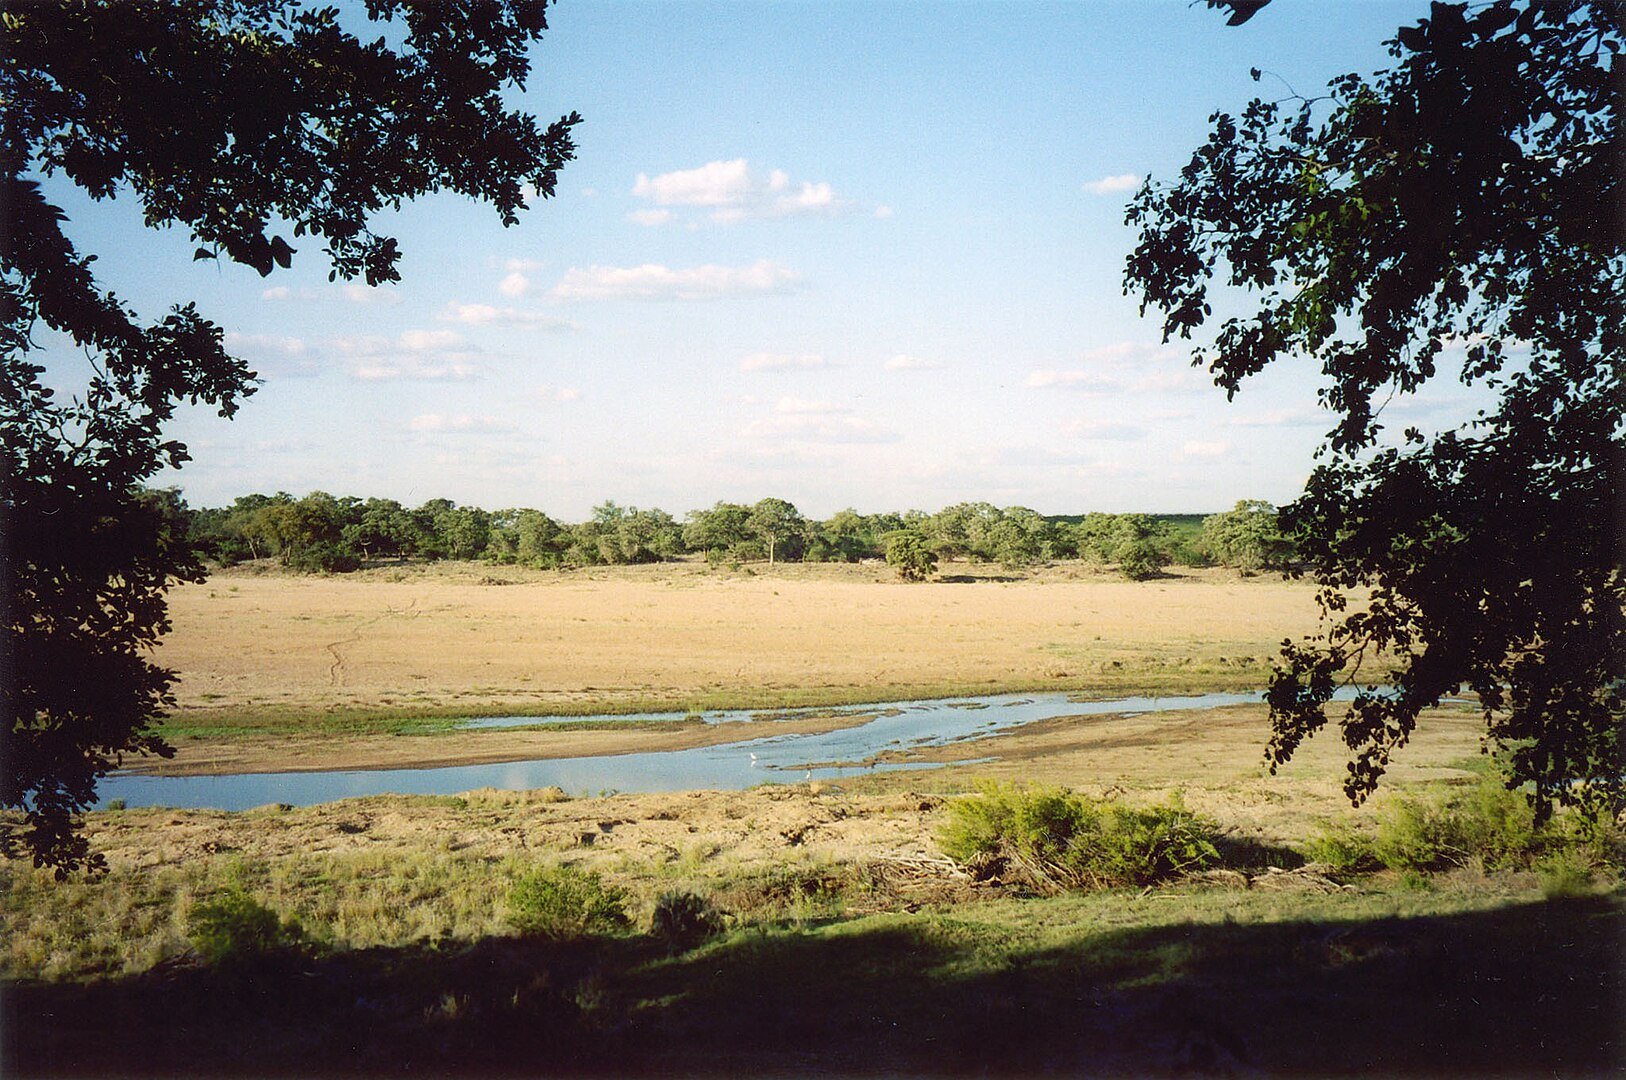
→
(172, 491, 1296, 580)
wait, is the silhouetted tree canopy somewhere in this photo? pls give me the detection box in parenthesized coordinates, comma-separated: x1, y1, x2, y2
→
(1127, 0, 1623, 818)
(1, 0, 580, 874)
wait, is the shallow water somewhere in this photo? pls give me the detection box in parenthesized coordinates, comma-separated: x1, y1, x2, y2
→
(95, 688, 1356, 811)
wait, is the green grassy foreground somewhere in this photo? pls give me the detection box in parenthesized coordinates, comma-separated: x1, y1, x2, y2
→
(4, 774, 1622, 1076)
(6, 875, 1620, 1076)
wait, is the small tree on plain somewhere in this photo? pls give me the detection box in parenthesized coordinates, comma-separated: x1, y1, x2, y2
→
(885, 531, 938, 582)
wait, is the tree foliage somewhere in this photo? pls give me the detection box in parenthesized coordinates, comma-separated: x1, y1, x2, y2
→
(884, 530, 938, 583)
(1201, 500, 1292, 574)
(2, 0, 580, 873)
(1126, 0, 1623, 817)
(745, 497, 804, 565)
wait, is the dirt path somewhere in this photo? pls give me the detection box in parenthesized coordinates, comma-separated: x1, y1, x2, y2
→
(325, 597, 419, 686)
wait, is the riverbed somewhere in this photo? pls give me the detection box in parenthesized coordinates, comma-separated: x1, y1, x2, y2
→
(94, 689, 1335, 810)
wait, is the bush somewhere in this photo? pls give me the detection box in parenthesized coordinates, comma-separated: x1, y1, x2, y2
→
(938, 782, 1221, 890)
(1537, 851, 1597, 899)
(1305, 775, 1623, 874)
(1115, 540, 1166, 581)
(282, 541, 361, 574)
(507, 865, 629, 939)
(188, 890, 307, 965)
(884, 531, 937, 582)
(650, 890, 725, 949)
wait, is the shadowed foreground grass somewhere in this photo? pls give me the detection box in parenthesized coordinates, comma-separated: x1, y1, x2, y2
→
(6, 889, 1620, 1077)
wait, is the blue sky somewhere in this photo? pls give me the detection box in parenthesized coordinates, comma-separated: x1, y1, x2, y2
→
(43, 0, 1445, 518)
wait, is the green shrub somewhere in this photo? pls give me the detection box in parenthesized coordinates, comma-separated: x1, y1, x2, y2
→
(507, 865, 629, 939)
(1537, 851, 1597, 899)
(1305, 775, 1623, 875)
(1115, 540, 1166, 581)
(650, 890, 724, 949)
(937, 782, 1221, 890)
(282, 542, 361, 574)
(188, 890, 307, 965)
(1302, 823, 1381, 873)
(884, 531, 937, 582)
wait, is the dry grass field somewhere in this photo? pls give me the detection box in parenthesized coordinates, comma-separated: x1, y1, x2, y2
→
(158, 559, 1327, 755)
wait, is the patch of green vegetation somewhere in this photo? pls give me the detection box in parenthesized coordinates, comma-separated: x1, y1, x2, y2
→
(507, 864, 631, 940)
(12, 870, 1619, 1077)
(1305, 774, 1623, 875)
(649, 890, 725, 950)
(157, 705, 464, 740)
(938, 782, 1222, 890)
(468, 717, 708, 736)
(188, 889, 310, 965)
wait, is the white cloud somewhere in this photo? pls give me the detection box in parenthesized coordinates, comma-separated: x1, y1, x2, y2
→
(775, 396, 845, 415)
(1226, 407, 1324, 428)
(884, 353, 937, 371)
(1083, 173, 1143, 196)
(874, 205, 894, 219)
(249, 438, 314, 453)
(498, 271, 531, 297)
(504, 257, 543, 272)
(1181, 439, 1231, 458)
(1135, 368, 1205, 392)
(741, 414, 899, 444)
(224, 332, 321, 378)
(1064, 418, 1148, 441)
(634, 158, 753, 206)
(342, 283, 401, 305)
(438, 302, 577, 329)
(740, 352, 827, 373)
(353, 362, 476, 382)
(632, 158, 848, 223)
(1079, 341, 1183, 364)
(408, 414, 515, 435)
(536, 384, 582, 403)
(260, 284, 399, 305)
(397, 329, 461, 351)
(1025, 369, 1119, 391)
(334, 329, 479, 381)
(1027, 341, 1202, 395)
(552, 260, 801, 302)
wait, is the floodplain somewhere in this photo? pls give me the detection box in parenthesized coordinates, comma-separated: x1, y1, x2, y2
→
(4, 560, 1620, 1076)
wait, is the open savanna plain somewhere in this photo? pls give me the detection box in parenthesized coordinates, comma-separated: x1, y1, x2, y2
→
(5, 560, 1621, 1076)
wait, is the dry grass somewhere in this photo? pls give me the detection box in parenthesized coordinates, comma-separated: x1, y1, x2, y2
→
(160, 558, 1324, 730)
